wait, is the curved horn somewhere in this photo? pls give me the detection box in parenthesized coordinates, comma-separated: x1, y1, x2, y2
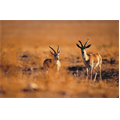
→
(49, 46, 56, 54)
(57, 45, 59, 53)
(84, 39, 89, 47)
(78, 40, 83, 47)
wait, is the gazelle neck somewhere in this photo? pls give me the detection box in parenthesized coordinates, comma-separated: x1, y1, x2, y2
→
(82, 49, 89, 61)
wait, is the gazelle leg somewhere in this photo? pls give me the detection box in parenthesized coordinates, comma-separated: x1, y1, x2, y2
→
(91, 67, 93, 81)
(94, 72, 97, 81)
(99, 65, 102, 80)
(30, 67, 34, 80)
(86, 68, 88, 80)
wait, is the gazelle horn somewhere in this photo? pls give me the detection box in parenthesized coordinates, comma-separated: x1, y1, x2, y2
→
(78, 40, 83, 47)
(49, 46, 56, 54)
(84, 39, 89, 47)
(57, 45, 60, 53)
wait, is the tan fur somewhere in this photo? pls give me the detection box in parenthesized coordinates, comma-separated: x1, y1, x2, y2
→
(85, 53, 102, 68)
(43, 59, 55, 68)
(43, 59, 61, 71)
(43, 46, 61, 73)
(76, 39, 102, 81)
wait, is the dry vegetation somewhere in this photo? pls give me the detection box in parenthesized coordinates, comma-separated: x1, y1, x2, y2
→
(0, 20, 119, 98)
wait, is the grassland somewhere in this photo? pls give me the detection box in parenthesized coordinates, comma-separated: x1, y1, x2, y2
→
(0, 20, 119, 98)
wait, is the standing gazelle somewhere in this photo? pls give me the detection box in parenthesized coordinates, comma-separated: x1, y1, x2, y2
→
(76, 39, 102, 81)
(43, 45, 61, 73)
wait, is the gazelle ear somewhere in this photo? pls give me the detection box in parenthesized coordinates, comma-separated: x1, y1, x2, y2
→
(50, 51, 54, 55)
(85, 44, 91, 48)
(76, 44, 81, 48)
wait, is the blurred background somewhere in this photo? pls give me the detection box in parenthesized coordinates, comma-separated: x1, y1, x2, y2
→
(1, 20, 119, 47)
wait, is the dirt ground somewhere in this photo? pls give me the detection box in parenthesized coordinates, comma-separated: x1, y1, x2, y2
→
(0, 20, 119, 98)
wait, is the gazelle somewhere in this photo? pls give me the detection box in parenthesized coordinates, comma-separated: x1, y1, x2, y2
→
(43, 45, 61, 73)
(76, 39, 102, 81)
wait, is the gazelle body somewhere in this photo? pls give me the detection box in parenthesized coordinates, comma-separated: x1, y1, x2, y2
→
(43, 45, 61, 73)
(76, 39, 102, 81)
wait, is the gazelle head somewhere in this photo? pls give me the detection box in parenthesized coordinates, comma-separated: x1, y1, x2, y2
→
(49, 45, 61, 60)
(76, 39, 91, 54)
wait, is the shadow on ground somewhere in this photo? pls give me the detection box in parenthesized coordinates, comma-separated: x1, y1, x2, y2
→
(68, 65, 119, 82)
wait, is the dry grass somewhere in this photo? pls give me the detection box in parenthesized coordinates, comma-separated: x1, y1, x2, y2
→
(0, 20, 119, 98)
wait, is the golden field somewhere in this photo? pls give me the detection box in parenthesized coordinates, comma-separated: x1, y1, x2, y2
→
(0, 20, 119, 98)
